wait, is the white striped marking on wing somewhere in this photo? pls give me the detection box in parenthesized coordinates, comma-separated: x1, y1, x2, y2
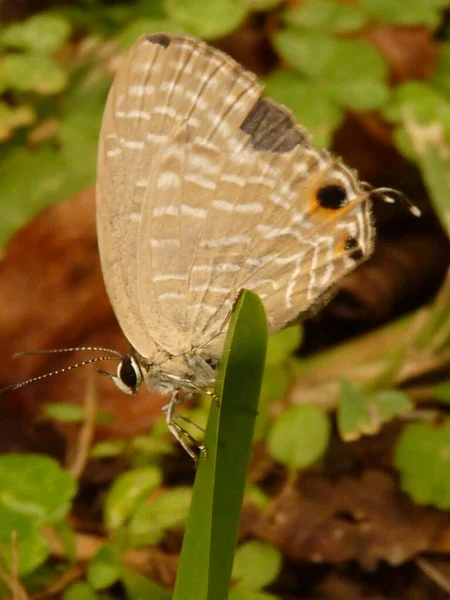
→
(305, 236, 334, 301)
(185, 91, 208, 111)
(190, 303, 216, 315)
(257, 224, 303, 243)
(285, 258, 304, 309)
(134, 62, 160, 74)
(181, 204, 207, 218)
(200, 235, 251, 249)
(153, 106, 178, 119)
(275, 252, 305, 265)
(212, 199, 263, 214)
(129, 84, 154, 96)
(192, 263, 240, 273)
(245, 253, 277, 267)
(184, 173, 216, 190)
(251, 279, 279, 291)
(135, 178, 149, 187)
(147, 133, 169, 143)
(335, 220, 357, 238)
(127, 212, 141, 223)
(153, 205, 178, 217)
(119, 138, 145, 149)
(189, 153, 220, 175)
(220, 174, 246, 187)
(150, 238, 181, 248)
(158, 292, 185, 301)
(116, 110, 151, 121)
(153, 274, 187, 282)
(248, 175, 276, 187)
(152, 204, 206, 218)
(190, 285, 230, 293)
(107, 148, 121, 157)
(160, 81, 185, 95)
(192, 136, 218, 152)
(156, 172, 182, 190)
(270, 193, 290, 210)
(187, 116, 200, 128)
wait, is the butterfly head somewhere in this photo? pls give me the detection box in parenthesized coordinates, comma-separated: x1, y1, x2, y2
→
(99, 354, 143, 395)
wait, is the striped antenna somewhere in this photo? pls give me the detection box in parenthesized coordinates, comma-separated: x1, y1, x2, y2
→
(0, 348, 125, 396)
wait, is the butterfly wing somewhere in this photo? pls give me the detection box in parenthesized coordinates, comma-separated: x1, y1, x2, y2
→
(97, 34, 373, 360)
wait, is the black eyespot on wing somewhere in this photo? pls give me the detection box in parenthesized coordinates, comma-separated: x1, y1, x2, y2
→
(349, 248, 364, 262)
(344, 236, 358, 250)
(240, 98, 308, 153)
(119, 356, 138, 390)
(146, 33, 171, 48)
(317, 184, 348, 209)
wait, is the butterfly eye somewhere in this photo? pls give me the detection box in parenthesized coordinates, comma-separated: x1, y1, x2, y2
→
(317, 184, 348, 209)
(117, 355, 142, 393)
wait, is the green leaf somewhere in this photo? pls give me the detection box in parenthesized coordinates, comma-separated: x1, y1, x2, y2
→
(63, 581, 101, 600)
(0, 102, 35, 140)
(273, 31, 339, 79)
(165, 0, 248, 39)
(0, 54, 67, 94)
(87, 545, 122, 590)
(272, 32, 388, 110)
(433, 42, 450, 97)
(360, 0, 448, 29)
(0, 454, 76, 525)
(42, 402, 86, 423)
(264, 70, 343, 147)
(122, 567, 171, 600)
(127, 487, 192, 547)
(59, 69, 111, 187)
(0, 144, 65, 243)
(395, 420, 450, 509)
(243, 0, 283, 9)
(90, 439, 128, 458)
(2, 13, 71, 54)
(52, 520, 76, 563)
(283, 0, 367, 33)
(435, 381, 450, 404)
(268, 405, 330, 470)
(384, 82, 450, 140)
(338, 381, 412, 441)
(228, 590, 279, 600)
(0, 511, 49, 575)
(173, 290, 268, 600)
(265, 326, 301, 368)
(104, 466, 162, 531)
(232, 541, 282, 591)
(324, 77, 389, 111)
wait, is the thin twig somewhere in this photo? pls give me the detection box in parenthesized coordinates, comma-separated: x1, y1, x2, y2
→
(416, 556, 450, 595)
(30, 564, 85, 600)
(0, 534, 30, 600)
(68, 373, 97, 479)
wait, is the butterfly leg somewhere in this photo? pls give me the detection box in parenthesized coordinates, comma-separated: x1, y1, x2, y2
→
(165, 390, 207, 463)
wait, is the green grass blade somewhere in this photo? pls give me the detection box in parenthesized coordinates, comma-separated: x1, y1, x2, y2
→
(173, 290, 268, 600)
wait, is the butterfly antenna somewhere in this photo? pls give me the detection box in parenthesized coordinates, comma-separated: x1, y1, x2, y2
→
(13, 346, 124, 359)
(0, 354, 123, 396)
(364, 184, 421, 217)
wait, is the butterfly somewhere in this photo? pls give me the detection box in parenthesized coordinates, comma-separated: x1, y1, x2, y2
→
(1, 34, 418, 461)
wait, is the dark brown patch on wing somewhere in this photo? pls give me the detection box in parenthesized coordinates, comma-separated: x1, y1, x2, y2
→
(240, 97, 307, 153)
(146, 33, 171, 48)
